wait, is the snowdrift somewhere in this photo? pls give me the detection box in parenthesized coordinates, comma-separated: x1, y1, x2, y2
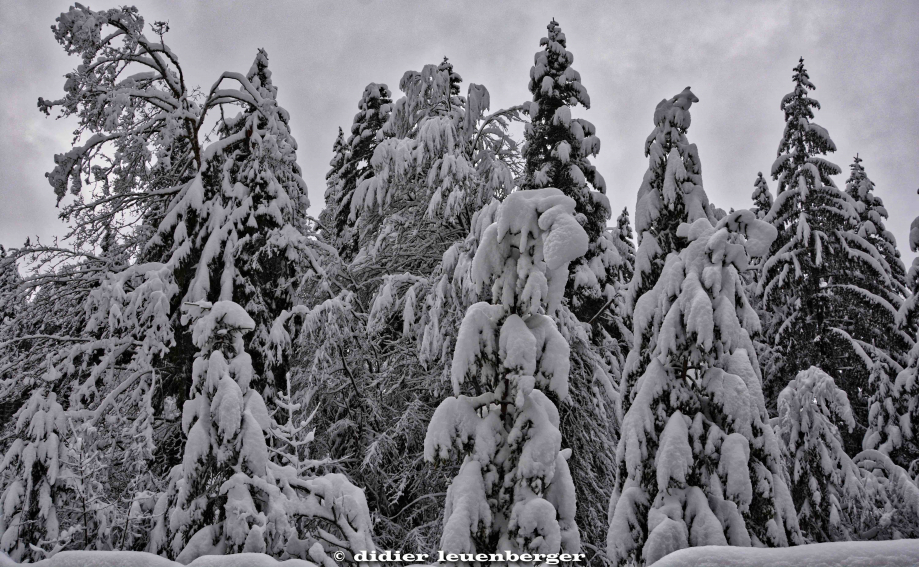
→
(1, 551, 317, 567)
(653, 539, 919, 567)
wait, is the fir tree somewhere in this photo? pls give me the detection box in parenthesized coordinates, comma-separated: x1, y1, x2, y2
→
(776, 367, 875, 542)
(521, 19, 615, 329)
(758, 59, 892, 454)
(607, 212, 800, 566)
(751, 172, 773, 220)
(844, 155, 910, 307)
(621, 87, 715, 415)
(323, 83, 393, 262)
(425, 188, 587, 557)
(159, 301, 279, 557)
(0, 368, 70, 562)
(890, 199, 919, 477)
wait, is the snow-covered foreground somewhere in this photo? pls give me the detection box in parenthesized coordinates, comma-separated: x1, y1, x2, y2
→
(0, 551, 318, 567)
(654, 539, 919, 567)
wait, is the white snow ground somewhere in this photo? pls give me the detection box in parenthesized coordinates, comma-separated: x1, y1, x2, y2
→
(653, 539, 919, 567)
(0, 551, 317, 567)
(4, 540, 919, 567)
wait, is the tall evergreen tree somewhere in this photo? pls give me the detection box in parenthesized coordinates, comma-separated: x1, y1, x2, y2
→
(758, 60, 891, 453)
(521, 19, 614, 328)
(889, 197, 919, 478)
(621, 87, 715, 415)
(425, 188, 587, 558)
(608, 212, 800, 566)
(751, 172, 773, 220)
(322, 83, 393, 262)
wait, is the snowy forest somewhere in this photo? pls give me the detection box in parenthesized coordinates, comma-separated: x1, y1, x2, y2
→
(0, 4, 918, 566)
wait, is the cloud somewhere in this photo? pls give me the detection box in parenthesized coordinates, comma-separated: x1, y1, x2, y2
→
(2, 0, 917, 261)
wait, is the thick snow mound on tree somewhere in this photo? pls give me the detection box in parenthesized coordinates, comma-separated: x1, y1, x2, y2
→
(652, 539, 919, 567)
(8, 551, 318, 567)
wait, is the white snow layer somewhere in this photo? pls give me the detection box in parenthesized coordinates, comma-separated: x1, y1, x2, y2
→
(11, 550, 318, 567)
(652, 539, 919, 567)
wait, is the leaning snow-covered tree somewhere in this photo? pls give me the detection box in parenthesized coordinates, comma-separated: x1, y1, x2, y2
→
(621, 87, 715, 416)
(294, 58, 530, 553)
(424, 188, 588, 558)
(607, 212, 801, 566)
(0, 4, 380, 563)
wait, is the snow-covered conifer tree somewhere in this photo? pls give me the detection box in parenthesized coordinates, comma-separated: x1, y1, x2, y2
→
(751, 173, 773, 220)
(521, 19, 615, 330)
(62, 422, 114, 552)
(620, 87, 715, 415)
(612, 208, 636, 287)
(758, 60, 893, 450)
(776, 367, 874, 542)
(300, 58, 528, 552)
(154, 300, 378, 562)
(608, 211, 801, 566)
(160, 301, 281, 558)
(889, 203, 919, 477)
(322, 83, 393, 262)
(599, 208, 638, 377)
(0, 367, 70, 561)
(425, 188, 588, 558)
(0, 246, 20, 326)
(845, 156, 908, 297)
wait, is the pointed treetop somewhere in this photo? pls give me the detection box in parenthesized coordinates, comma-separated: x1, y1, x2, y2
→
(247, 48, 276, 100)
(617, 207, 632, 232)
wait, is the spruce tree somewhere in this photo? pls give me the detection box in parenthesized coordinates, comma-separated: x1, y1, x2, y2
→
(521, 19, 613, 328)
(425, 188, 587, 557)
(890, 200, 919, 477)
(751, 172, 773, 220)
(323, 83, 393, 262)
(621, 87, 715, 415)
(160, 301, 278, 557)
(758, 59, 891, 452)
(844, 155, 909, 305)
(608, 212, 800, 566)
(776, 367, 875, 542)
(0, 369, 70, 561)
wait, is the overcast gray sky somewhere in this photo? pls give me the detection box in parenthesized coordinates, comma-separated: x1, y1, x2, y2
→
(2, 0, 918, 262)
